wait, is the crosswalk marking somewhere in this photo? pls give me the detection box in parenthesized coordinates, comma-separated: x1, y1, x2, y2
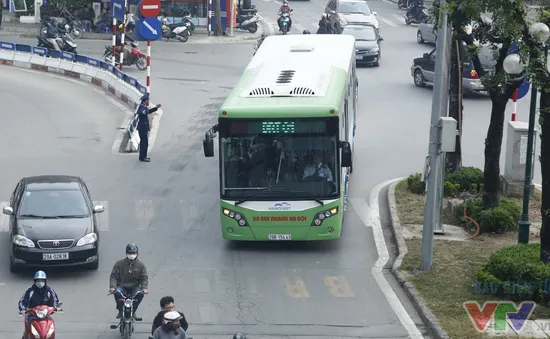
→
(135, 199, 155, 231)
(180, 200, 199, 229)
(94, 200, 109, 232)
(0, 201, 9, 233)
(378, 16, 398, 27)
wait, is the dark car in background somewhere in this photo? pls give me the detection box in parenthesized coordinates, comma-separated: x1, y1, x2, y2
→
(3, 175, 104, 272)
(410, 44, 495, 94)
(342, 24, 383, 66)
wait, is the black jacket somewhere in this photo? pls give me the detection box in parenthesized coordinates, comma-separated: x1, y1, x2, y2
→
(152, 311, 189, 334)
(18, 285, 60, 311)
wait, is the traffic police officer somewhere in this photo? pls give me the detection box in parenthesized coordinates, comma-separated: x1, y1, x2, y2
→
(137, 93, 161, 162)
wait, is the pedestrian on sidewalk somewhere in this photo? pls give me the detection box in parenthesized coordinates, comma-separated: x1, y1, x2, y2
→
(137, 93, 161, 162)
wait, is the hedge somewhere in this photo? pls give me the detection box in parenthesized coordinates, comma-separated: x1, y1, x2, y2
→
(406, 166, 483, 196)
(476, 244, 550, 300)
(454, 198, 521, 234)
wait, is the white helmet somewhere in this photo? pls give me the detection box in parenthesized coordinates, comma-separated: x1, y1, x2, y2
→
(163, 311, 182, 323)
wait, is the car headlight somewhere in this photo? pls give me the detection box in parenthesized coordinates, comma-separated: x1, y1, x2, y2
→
(370, 48, 380, 53)
(31, 324, 40, 338)
(311, 207, 339, 226)
(46, 323, 55, 338)
(13, 234, 35, 248)
(36, 308, 47, 319)
(76, 233, 97, 246)
(222, 208, 249, 226)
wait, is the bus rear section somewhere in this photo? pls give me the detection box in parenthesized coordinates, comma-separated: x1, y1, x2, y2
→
(219, 199, 343, 241)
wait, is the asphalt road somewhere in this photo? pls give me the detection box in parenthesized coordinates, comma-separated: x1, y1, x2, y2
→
(0, 0, 542, 338)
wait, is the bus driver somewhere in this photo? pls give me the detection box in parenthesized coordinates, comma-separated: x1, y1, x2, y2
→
(302, 151, 333, 182)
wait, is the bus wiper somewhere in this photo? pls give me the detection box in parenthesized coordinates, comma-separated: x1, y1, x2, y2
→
(234, 189, 324, 207)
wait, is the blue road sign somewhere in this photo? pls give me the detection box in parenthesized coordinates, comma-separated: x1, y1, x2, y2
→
(138, 17, 162, 40)
(516, 78, 531, 100)
(508, 43, 519, 54)
(112, 0, 126, 22)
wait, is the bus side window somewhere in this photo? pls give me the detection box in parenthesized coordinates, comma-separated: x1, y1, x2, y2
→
(344, 98, 349, 140)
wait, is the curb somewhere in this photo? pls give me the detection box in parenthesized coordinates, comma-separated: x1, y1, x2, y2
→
(387, 180, 450, 339)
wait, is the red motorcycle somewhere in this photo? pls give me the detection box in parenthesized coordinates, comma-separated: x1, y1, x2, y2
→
(103, 41, 147, 71)
(20, 304, 63, 339)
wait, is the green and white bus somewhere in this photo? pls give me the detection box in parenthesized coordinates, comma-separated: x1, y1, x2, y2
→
(202, 34, 358, 241)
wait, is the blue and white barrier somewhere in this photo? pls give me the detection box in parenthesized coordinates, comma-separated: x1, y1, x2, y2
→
(0, 41, 159, 153)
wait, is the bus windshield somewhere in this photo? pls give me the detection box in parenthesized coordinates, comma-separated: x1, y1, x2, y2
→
(219, 117, 340, 200)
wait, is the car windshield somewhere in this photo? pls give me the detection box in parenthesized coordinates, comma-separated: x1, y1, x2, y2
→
(344, 26, 376, 40)
(19, 189, 90, 218)
(339, 1, 372, 14)
(218, 117, 340, 200)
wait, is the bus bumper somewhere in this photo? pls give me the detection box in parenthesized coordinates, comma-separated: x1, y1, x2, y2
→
(222, 226, 342, 241)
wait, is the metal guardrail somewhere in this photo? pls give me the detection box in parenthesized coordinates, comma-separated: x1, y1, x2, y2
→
(0, 41, 150, 152)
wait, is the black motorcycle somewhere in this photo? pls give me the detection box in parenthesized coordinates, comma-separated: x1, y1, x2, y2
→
(109, 291, 141, 339)
(37, 24, 78, 54)
(38, 5, 83, 39)
(404, 5, 428, 25)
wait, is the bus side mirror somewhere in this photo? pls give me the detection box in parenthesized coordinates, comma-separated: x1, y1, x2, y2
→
(203, 137, 214, 157)
(340, 141, 352, 167)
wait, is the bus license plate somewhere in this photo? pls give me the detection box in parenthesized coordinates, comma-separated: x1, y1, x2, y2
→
(43, 253, 69, 260)
(268, 234, 292, 240)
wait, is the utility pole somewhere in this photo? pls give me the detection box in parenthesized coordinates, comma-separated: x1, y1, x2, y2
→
(214, 0, 222, 36)
(420, 0, 453, 270)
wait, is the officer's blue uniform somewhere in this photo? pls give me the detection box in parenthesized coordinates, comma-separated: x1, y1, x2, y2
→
(136, 93, 159, 161)
(18, 284, 60, 311)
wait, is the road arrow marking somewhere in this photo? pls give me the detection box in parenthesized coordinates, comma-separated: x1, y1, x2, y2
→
(143, 21, 158, 35)
(113, 3, 121, 9)
(142, 5, 159, 9)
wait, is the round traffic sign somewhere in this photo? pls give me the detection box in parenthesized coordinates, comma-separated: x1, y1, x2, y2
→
(139, 0, 161, 17)
(512, 78, 530, 100)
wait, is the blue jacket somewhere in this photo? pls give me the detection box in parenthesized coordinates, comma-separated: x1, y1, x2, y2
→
(137, 102, 159, 131)
(18, 285, 60, 311)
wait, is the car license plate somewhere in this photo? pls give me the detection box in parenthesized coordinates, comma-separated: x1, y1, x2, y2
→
(268, 234, 292, 240)
(356, 55, 363, 60)
(43, 253, 69, 260)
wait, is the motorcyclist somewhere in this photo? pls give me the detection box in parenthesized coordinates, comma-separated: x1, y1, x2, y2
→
(115, 24, 135, 61)
(109, 243, 149, 320)
(18, 271, 61, 337)
(152, 311, 188, 339)
(45, 21, 62, 52)
(317, 13, 330, 34)
(277, 0, 293, 32)
(406, 0, 424, 21)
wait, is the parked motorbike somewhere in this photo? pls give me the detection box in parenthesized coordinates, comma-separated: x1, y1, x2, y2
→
(37, 24, 78, 54)
(181, 10, 196, 35)
(161, 24, 189, 42)
(236, 14, 260, 33)
(109, 291, 141, 338)
(397, 0, 408, 9)
(19, 303, 63, 339)
(279, 13, 291, 35)
(103, 41, 147, 70)
(404, 6, 428, 25)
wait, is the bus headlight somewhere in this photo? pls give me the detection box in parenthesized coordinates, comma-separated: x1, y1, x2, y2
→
(223, 208, 249, 227)
(311, 207, 338, 226)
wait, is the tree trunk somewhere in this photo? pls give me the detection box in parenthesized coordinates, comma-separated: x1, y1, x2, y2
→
(540, 89, 550, 262)
(214, 0, 222, 36)
(446, 37, 463, 172)
(482, 92, 508, 209)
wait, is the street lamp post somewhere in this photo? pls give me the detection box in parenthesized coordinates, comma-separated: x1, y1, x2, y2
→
(503, 22, 550, 244)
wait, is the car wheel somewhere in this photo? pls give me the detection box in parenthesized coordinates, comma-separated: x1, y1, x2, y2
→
(417, 30, 424, 43)
(414, 69, 426, 87)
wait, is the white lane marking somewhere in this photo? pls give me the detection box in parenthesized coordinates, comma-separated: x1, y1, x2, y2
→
(0, 201, 9, 232)
(368, 178, 424, 339)
(94, 200, 109, 232)
(348, 198, 371, 228)
(378, 16, 398, 27)
(180, 200, 198, 229)
(136, 200, 155, 231)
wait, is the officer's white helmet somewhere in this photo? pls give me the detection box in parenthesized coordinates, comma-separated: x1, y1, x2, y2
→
(163, 311, 182, 322)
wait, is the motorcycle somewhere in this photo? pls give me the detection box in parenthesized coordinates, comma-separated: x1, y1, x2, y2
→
(103, 41, 148, 70)
(404, 6, 428, 25)
(236, 14, 260, 33)
(162, 24, 189, 42)
(38, 6, 83, 39)
(109, 291, 141, 338)
(397, 0, 408, 9)
(19, 303, 63, 339)
(279, 12, 291, 35)
(37, 24, 78, 54)
(181, 10, 196, 35)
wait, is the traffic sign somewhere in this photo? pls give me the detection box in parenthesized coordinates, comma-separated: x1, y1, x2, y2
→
(139, 0, 161, 18)
(515, 78, 531, 100)
(139, 17, 162, 40)
(508, 43, 519, 54)
(112, 0, 126, 22)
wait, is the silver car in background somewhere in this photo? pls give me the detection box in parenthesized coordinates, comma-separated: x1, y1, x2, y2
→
(416, 17, 436, 44)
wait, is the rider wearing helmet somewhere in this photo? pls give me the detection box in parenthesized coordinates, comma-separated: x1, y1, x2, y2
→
(152, 311, 188, 339)
(317, 13, 330, 34)
(277, 0, 293, 32)
(18, 271, 61, 336)
(115, 23, 134, 60)
(109, 243, 149, 320)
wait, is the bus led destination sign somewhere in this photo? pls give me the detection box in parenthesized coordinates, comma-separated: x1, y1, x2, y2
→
(262, 121, 295, 134)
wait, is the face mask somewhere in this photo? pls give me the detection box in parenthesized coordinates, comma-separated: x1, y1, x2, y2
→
(35, 281, 45, 289)
(126, 254, 137, 260)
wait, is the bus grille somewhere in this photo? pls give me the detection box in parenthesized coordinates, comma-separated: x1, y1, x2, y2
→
(249, 88, 274, 96)
(289, 87, 315, 95)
